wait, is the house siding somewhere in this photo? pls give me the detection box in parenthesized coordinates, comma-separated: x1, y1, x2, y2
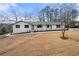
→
(13, 22, 31, 33)
(13, 21, 64, 33)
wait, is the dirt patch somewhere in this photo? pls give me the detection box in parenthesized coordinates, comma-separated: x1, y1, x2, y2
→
(0, 30, 79, 56)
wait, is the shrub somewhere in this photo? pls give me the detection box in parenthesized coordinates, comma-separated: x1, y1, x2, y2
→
(0, 27, 9, 34)
(0, 25, 12, 35)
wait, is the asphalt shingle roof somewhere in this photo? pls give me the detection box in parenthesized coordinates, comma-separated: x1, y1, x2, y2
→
(12, 21, 61, 25)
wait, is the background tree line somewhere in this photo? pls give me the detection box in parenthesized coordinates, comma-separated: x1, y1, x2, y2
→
(37, 3, 78, 38)
(38, 4, 78, 23)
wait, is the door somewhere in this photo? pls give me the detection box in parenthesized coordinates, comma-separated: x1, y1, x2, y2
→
(31, 25, 34, 31)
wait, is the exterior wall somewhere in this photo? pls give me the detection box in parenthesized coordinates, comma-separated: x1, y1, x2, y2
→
(33, 25, 51, 31)
(13, 22, 31, 33)
(13, 22, 64, 33)
(52, 25, 64, 30)
(33, 25, 63, 31)
(52, 25, 56, 30)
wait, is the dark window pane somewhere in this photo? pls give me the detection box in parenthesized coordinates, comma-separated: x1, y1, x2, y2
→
(37, 25, 42, 28)
(56, 25, 60, 28)
(16, 25, 20, 28)
(25, 25, 29, 28)
(47, 25, 49, 28)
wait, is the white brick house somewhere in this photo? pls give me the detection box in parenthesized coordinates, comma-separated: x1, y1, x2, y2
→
(12, 21, 64, 33)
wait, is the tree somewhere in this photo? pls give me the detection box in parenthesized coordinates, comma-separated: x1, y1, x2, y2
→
(0, 24, 13, 35)
(38, 9, 46, 22)
(53, 8, 59, 21)
(38, 3, 78, 39)
(23, 11, 28, 21)
(38, 5, 61, 22)
(60, 3, 78, 39)
(0, 26, 9, 34)
(9, 5, 18, 22)
(44, 6, 50, 22)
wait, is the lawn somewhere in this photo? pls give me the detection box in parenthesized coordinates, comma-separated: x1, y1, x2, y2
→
(0, 30, 79, 56)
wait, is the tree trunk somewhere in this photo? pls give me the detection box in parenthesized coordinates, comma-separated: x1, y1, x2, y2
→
(61, 21, 66, 38)
(62, 28, 65, 38)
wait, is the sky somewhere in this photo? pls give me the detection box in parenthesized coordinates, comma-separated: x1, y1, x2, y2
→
(0, 3, 79, 22)
(2, 3, 79, 14)
(0, 3, 55, 22)
(17, 3, 49, 13)
(0, 3, 50, 16)
(0, 3, 50, 14)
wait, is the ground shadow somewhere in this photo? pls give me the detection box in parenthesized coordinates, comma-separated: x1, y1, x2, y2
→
(60, 36, 69, 40)
(0, 36, 8, 39)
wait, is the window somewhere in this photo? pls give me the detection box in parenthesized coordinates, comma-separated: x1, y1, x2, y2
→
(47, 25, 50, 28)
(25, 25, 29, 28)
(37, 25, 42, 28)
(16, 25, 20, 28)
(56, 25, 60, 28)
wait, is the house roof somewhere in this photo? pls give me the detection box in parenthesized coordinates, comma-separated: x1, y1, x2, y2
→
(32, 22, 61, 25)
(12, 21, 31, 25)
(12, 21, 62, 25)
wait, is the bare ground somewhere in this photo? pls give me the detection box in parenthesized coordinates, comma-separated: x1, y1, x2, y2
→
(0, 30, 79, 56)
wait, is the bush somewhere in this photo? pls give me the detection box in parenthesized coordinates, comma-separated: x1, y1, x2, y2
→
(0, 25, 12, 35)
(0, 27, 9, 34)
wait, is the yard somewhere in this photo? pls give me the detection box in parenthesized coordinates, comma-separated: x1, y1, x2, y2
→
(0, 29, 79, 56)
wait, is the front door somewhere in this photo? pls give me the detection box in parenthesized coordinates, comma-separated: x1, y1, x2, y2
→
(50, 25, 52, 30)
(31, 25, 34, 31)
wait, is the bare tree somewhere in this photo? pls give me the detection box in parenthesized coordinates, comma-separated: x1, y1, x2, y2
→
(38, 5, 60, 22)
(38, 9, 46, 22)
(9, 5, 18, 22)
(38, 3, 78, 39)
(60, 3, 78, 39)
